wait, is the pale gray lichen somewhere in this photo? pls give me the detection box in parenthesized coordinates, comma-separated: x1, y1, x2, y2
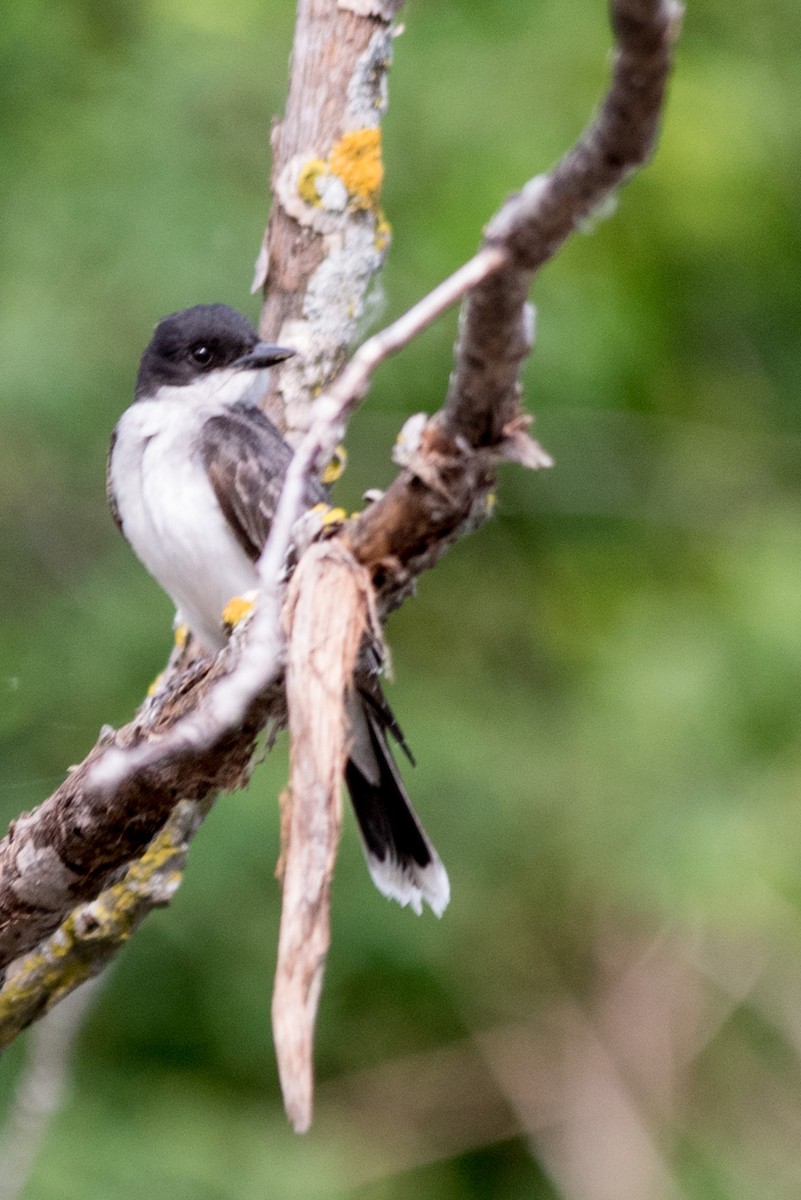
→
(303, 222, 382, 350)
(346, 28, 394, 128)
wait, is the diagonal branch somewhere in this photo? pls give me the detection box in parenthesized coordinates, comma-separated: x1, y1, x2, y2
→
(442, 0, 683, 448)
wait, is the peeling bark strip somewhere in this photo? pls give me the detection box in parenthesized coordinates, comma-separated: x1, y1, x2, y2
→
(273, 543, 372, 1133)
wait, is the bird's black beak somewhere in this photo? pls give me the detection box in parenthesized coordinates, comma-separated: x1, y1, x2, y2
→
(234, 342, 297, 370)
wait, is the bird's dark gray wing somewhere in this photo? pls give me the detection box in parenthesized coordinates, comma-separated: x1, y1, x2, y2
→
(199, 404, 324, 560)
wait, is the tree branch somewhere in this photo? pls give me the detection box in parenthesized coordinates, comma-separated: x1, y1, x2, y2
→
(0, 0, 682, 1130)
(0, 799, 209, 1042)
(442, 0, 684, 448)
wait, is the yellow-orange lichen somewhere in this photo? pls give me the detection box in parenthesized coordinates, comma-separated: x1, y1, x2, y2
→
(329, 128, 384, 209)
(297, 158, 327, 206)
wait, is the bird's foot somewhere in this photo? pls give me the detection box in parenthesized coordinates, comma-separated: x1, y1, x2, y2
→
(310, 502, 348, 533)
(222, 591, 257, 632)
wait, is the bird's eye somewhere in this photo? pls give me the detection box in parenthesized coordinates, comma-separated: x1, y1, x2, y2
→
(190, 344, 213, 365)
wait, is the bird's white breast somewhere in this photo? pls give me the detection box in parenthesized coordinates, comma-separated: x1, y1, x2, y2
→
(109, 397, 258, 651)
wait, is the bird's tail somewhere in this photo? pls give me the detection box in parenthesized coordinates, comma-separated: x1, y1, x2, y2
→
(344, 688, 450, 917)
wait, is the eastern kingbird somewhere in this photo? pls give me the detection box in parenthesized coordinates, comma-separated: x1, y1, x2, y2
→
(107, 304, 449, 916)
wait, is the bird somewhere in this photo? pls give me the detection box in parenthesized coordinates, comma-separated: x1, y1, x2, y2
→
(107, 304, 449, 916)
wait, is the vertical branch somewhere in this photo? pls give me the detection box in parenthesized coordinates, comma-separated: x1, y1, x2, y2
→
(256, 0, 405, 440)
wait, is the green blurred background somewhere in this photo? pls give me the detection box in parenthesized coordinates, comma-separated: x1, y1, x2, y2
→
(2, 0, 801, 1196)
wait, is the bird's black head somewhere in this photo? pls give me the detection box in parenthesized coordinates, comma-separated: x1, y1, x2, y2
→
(135, 304, 295, 400)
